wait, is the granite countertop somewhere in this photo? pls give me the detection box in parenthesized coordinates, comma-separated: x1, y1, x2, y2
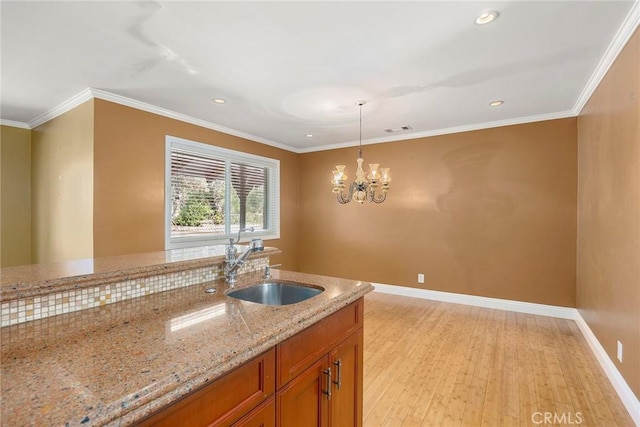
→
(1, 269, 373, 426)
(0, 245, 280, 301)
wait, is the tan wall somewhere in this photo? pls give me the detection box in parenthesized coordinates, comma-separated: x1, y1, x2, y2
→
(93, 99, 300, 270)
(299, 119, 578, 307)
(31, 100, 94, 264)
(1, 125, 32, 267)
(577, 29, 639, 398)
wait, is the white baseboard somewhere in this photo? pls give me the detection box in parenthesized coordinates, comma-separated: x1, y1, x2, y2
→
(574, 313, 640, 426)
(372, 283, 640, 426)
(372, 283, 578, 319)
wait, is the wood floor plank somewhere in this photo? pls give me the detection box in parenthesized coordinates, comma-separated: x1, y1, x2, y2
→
(363, 292, 634, 427)
(516, 313, 541, 426)
(480, 309, 505, 427)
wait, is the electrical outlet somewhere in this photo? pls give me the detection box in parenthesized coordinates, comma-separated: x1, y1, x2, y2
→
(617, 341, 623, 362)
(417, 273, 425, 284)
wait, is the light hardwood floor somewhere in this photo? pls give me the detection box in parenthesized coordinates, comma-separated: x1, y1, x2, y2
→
(363, 292, 633, 427)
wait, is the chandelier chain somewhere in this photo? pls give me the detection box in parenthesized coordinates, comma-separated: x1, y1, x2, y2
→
(358, 101, 363, 159)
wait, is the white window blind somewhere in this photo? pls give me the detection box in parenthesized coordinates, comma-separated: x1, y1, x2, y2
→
(165, 135, 279, 249)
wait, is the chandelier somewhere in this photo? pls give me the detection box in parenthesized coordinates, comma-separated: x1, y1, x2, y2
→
(331, 101, 391, 204)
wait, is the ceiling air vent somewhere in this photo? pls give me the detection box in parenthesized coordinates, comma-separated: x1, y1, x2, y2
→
(384, 125, 412, 133)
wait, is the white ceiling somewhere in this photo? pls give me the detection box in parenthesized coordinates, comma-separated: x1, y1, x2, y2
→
(1, 1, 638, 153)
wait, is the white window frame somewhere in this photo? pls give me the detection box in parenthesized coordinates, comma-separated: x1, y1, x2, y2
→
(165, 135, 280, 249)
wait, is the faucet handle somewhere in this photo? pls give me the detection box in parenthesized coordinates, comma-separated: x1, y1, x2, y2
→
(249, 238, 264, 251)
(264, 264, 282, 279)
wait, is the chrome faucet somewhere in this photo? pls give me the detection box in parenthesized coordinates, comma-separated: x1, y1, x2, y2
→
(225, 228, 264, 285)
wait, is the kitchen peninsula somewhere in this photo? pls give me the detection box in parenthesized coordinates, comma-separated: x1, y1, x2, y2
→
(0, 246, 373, 426)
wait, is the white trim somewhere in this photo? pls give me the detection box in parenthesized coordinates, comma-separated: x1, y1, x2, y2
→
(372, 283, 577, 319)
(0, 119, 30, 129)
(573, 1, 640, 115)
(90, 89, 299, 153)
(372, 282, 640, 426)
(574, 313, 640, 427)
(167, 134, 282, 166)
(28, 88, 93, 129)
(164, 135, 280, 250)
(299, 110, 576, 153)
(164, 137, 173, 251)
(0, 91, 576, 153)
(7, 0, 638, 152)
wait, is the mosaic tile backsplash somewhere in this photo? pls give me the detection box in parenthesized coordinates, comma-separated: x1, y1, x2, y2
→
(1, 257, 269, 327)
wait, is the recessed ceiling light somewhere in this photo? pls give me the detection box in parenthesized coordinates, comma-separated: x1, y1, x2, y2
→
(306, 134, 313, 138)
(489, 100, 504, 107)
(213, 98, 226, 104)
(475, 11, 499, 25)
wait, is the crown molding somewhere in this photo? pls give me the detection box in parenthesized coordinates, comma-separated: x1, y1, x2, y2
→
(298, 109, 576, 153)
(0, 119, 30, 129)
(89, 89, 300, 153)
(573, 0, 640, 115)
(16, 86, 576, 154)
(8, 87, 301, 152)
(28, 88, 93, 129)
(10, 0, 638, 154)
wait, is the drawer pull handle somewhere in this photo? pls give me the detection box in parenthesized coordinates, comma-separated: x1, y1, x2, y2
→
(322, 368, 332, 400)
(333, 360, 342, 389)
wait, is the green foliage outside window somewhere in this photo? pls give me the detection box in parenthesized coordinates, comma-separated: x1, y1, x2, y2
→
(173, 193, 213, 226)
(246, 186, 264, 225)
(171, 176, 265, 230)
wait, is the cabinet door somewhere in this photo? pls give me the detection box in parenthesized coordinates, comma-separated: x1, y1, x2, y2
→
(329, 331, 363, 427)
(277, 300, 363, 388)
(277, 356, 330, 427)
(231, 396, 275, 427)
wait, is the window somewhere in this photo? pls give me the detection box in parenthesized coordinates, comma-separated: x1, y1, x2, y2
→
(165, 135, 279, 249)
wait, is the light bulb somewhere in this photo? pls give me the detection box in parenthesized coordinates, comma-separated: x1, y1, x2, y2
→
(335, 165, 347, 182)
(331, 170, 340, 186)
(367, 163, 380, 182)
(381, 168, 391, 184)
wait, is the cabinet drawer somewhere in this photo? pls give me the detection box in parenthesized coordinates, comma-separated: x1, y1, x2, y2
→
(232, 396, 275, 427)
(139, 348, 276, 427)
(277, 299, 363, 388)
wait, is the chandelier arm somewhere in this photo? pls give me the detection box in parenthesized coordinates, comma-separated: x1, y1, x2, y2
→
(336, 189, 350, 204)
(337, 182, 357, 204)
(336, 193, 349, 204)
(369, 189, 387, 204)
(347, 181, 358, 200)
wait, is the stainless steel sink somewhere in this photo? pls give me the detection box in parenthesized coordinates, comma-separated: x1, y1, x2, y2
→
(227, 281, 323, 306)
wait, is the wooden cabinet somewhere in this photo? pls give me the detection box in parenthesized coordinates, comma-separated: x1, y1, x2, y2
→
(137, 299, 363, 427)
(328, 331, 363, 427)
(232, 397, 275, 427)
(276, 299, 364, 427)
(276, 299, 362, 388)
(277, 356, 329, 427)
(138, 349, 275, 427)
